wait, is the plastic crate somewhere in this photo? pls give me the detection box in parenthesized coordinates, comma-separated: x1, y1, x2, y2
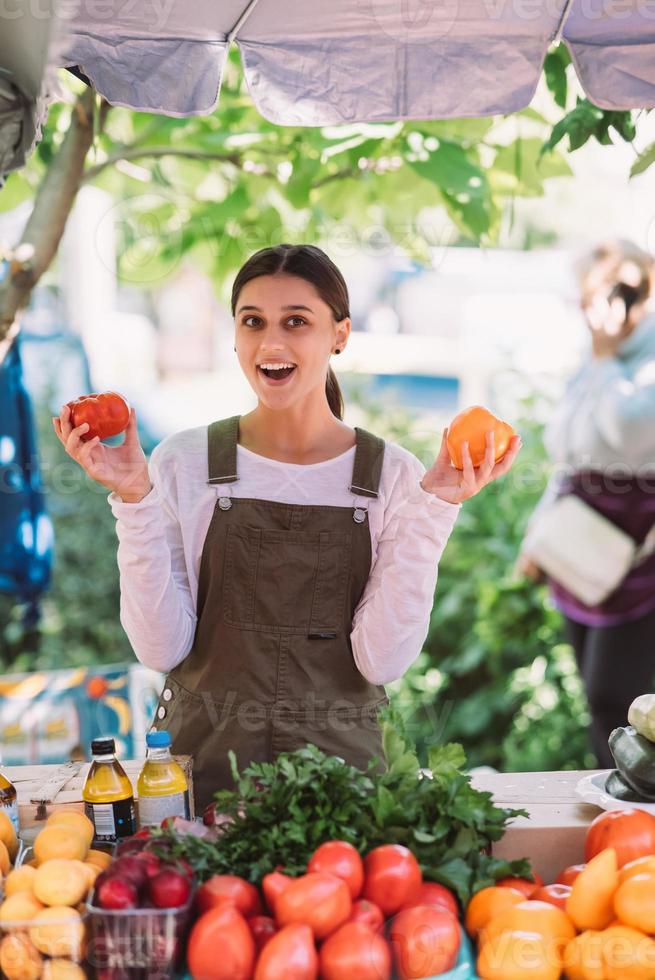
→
(86, 887, 195, 980)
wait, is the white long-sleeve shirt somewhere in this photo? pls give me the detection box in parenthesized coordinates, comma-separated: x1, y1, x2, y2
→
(107, 426, 460, 686)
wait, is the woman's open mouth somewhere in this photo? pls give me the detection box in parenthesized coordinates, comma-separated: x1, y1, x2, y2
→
(257, 364, 297, 386)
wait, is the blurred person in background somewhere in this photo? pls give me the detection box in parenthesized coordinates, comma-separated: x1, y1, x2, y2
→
(517, 240, 655, 767)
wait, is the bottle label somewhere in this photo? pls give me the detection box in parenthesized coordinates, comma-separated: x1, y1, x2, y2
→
(138, 791, 190, 828)
(85, 799, 137, 842)
(1, 800, 19, 836)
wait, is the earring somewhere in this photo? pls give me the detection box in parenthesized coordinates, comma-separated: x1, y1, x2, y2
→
(334, 348, 341, 354)
(233, 347, 236, 352)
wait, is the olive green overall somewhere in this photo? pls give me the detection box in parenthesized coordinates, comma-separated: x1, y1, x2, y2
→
(152, 415, 389, 811)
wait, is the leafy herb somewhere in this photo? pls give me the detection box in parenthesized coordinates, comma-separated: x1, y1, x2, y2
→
(154, 708, 529, 905)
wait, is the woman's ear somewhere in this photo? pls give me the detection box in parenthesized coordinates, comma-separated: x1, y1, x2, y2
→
(335, 316, 351, 351)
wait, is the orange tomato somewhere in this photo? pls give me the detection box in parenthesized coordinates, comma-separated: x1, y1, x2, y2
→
(613, 872, 655, 932)
(446, 405, 515, 470)
(566, 848, 619, 931)
(464, 886, 524, 938)
(601, 923, 655, 980)
(585, 809, 655, 868)
(477, 929, 562, 980)
(532, 884, 572, 911)
(563, 930, 605, 980)
(556, 864, 586, 887)
(618, 855, 655, 884)
(480, 899, 575, 952)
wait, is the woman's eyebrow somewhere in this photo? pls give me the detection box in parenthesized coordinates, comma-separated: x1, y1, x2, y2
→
(237, 305, 314, 314)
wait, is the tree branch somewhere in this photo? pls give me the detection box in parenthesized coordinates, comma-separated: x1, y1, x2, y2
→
(0, 87, 97, 350)
(82, 147, 246, 183)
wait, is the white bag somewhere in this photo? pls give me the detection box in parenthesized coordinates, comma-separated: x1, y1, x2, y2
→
(521, 494, 655, 607)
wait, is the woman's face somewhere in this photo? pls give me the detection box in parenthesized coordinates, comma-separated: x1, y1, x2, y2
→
(234, 273, 350, 410)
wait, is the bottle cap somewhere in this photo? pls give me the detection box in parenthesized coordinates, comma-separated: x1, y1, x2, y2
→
(146, 731, 172, 749)
(91, 737, 115, 756)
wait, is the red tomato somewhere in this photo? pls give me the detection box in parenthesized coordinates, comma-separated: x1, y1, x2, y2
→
(187, 904, 255, 980)
(585, 809, 655, 867)
(66, 391, 130, 442)
(254, 923, 318, 980)
(389, 905, 461, 980)
(248, 915, 277, 953)
(196, 875, 262, 918)
(262, 871, 293, 916)
(308, 841, 364, 900)
(276, 873, 351, 940)
(363, 845, 422, 917)
(531, 883, 572, 910)
(320, 922, 392, 980)
(350, 899, 384, 933)
(556, 864, 586, 886)
(400, 882, 458, 919)
(497, 872, 544, 898)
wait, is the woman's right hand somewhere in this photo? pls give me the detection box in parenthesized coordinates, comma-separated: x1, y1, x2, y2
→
(514, 551, 546, 584)
(53, 404, 153, 503)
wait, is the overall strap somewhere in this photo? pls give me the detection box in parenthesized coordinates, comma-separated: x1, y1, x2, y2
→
(350, 428, 385, 499)
(207, 415, 240, 485)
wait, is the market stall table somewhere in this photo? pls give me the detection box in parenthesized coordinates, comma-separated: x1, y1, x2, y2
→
(2, 760, 603, 882)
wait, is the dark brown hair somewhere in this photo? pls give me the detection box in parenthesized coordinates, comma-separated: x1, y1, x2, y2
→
(230, 244, 347, 420)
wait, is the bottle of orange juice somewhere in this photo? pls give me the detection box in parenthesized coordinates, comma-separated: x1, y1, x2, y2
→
(82, 737, 137, 843)
(137, 731, 189, 828)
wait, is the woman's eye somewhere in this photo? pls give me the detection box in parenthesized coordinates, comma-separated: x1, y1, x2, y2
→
(243, 316, 306, 327)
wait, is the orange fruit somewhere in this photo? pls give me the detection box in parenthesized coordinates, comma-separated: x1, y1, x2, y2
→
(567, 847, 619, 931)
(601, 923, 655, 979)
(42, 959, 86, 979)
(465, 886, 525, 937)
(0, 893, 45, 929)
(33, 860, 89, 907)
(0, 839, 12, 876)
(33, 826, 88, 864)
(446, 405, 515, 470)
(0, 812, 19, 863)
(29, 906, 84, 959)
(4, 867, 37, 898)
(618, 855, 655, 885)
(465, 886, 525, 933)
(477, 929, 562, 980)
(0, 932, 43, 980)
(85, 848, 112, 871)
(480, 899, 575, 952)
(564, 931, 605, 980)
(46, 812, 94, 849)
(613, 872, 655, 932)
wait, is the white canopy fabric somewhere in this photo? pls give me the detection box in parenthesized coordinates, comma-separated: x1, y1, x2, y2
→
(1, 0, 655, 187)
(0, 0, 59, 183)
(54, 0, 655, 124)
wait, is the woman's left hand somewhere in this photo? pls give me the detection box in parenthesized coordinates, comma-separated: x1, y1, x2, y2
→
(419, 429, 523, 505)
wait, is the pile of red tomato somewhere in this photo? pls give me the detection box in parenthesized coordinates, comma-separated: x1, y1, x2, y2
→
(186, 840, 461, 979)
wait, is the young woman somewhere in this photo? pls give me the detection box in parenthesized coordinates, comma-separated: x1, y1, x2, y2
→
(55, 244, 521, 809)
(518, 240, 655, 767)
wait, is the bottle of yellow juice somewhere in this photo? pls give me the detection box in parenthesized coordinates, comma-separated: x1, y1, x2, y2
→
(82, 737, 137, 843)
(137, 731, 190, 828)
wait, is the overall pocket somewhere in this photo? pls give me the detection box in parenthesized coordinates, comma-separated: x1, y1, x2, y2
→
(222, 524, 351, 633)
